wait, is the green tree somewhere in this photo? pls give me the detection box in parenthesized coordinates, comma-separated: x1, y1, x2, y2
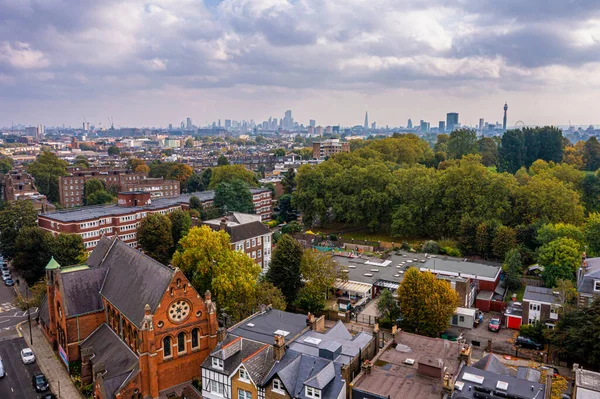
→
(281, 168, 296, 195)
(538, 238, 581, 287)
(185, 138, 194, 148)
(209, 165, 258, 189)
(273, 148, 286, 157)
(503, 249, 523, 291)
(189, 196, 202, 211)
(217, 155, 229, 166)
(537, 223, 584, 249)
(128, 158, 150, 174)
(26, 151, 69, 202)
(84, 179, 106, 204)
(266, 234, 304, 304)
(169, 209, 191, 250)
(446, 128, 478, 159)
(296, 250, 342, 313)
(475, 220, 499, 259)
(149, 162, 193, 190)
(250, 280, 287, 311)
(498, 129, 525, 173)
(396, 268, 459, 337)
(492, 225, 517, 260)
(277, 194, 297, 223)
(138, 213, 174, 265)
(377, 288, 400, 323)
(86, 191, 115, 206)
(172, 226, 261, 321)
(12, 227, 52, 285)
(584, 136, 600, 171)
(0, 200, 38, 259)
(214, 179, 254, 213)
(0, 157, 14, 174)
(423, 241, 440, 254)
(51, 233, 86, 266)
(582, 173, 600, 213)
(585, 213, 600, 256)
(108, 146, 120, 156)
(186, 173, 208, 192)
(477, 136, 498, 167)
(74, 155, 90, 169)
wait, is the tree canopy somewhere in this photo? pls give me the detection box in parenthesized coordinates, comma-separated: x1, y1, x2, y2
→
(296, 250, 343, 313)
(0, 200, 38, 259)
(26, 151, 69, 202)
(209, 165, 258, 189)
(266, 234, 304, 304)
(538, 237, 580, 287)
(214, 179, 254, 214)
(137, 213, 174, 265)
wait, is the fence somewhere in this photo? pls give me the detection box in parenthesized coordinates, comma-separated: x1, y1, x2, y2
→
(521, 277, 544, 287)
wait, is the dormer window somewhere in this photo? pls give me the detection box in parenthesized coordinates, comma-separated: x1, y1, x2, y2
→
(595, 281, 600, 292)
(272, 379, 285, 394)
(212, 357, 224, 370)
(239, 368, 250, 382)
(305, 387, 321, 399)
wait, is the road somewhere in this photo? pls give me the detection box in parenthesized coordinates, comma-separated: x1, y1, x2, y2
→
(0, 264, 39, 339)
(0, 336, 44, 398)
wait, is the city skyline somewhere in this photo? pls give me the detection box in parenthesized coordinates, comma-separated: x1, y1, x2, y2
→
(2, 1, 600, 127)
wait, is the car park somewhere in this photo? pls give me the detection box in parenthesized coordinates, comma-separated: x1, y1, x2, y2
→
(515, 336, 544, 350)
(488, 316, 502, 332)
(32, 372, 49, 392)
(21, 348, 36, 364)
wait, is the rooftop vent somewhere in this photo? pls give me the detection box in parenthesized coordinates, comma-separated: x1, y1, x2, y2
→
(274, 330, 290, 337)
(496, 381, 508, 391)
(403, 358, 415, 365)
(247, 323, 255, 327)
(463, 372, 485, 385)
(304, 337, 322, 345)
(455, 381, 464, 391)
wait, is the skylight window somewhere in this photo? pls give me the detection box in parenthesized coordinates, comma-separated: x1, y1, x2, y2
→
(463, 372, 485, 384)
(304, 337, 322, 345)
(274, 330, 289, 336)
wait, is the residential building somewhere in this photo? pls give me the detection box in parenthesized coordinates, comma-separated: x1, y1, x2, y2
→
(451, 354, 546, 399)
(312, 139, 350, 159)
(3, 170, 55, 212)
(38, 236, 220, 399)
(577, 256, 600, 307)
(203, 213, 273, 272)
(121, 177, 181, 198)
(352, 330, 468, 399)
(573, 364, 600, 398)
(250, 188, 273, 221)
(521, 286, 561, 328)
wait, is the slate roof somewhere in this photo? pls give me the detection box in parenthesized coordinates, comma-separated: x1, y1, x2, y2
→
(203, 213, 270, 244)
(578, 258, 600, 295)
(242, 345, 275, 385)
(203, 335, 269, 376)
(472, 354, 511, 376)
(523, 286, 560, 305)
(516, 367, 542, 382)
(60, 267, 107, 316)
(263, 350, 345, 399)
(87, 236, 114, 268)
(289, 320, 372, 365)
(100, 239, 174, 328)
(229, 309, 308, 344)
(80, 324, 139, 399)
(452, 365, 545, 399)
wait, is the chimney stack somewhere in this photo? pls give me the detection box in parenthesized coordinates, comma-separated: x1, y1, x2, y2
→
(274, 334, 285, 361)
(220, 217, 228, 231)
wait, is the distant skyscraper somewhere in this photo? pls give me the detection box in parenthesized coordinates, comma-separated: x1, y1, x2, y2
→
(371, 122, 376, 130)
(225, 119, 232, 129)
(309, 119, 316, 128)
(186, 117, 192, 130)
(503, 103, 508, 131)
(407, 119, 413, 129)
(479, 118, 484, 131)
(439, 121, 445, 132)
(218, 119, 221, 128)
(420, 120, 430, 132)
(364, 111, 369, 129)
(168, 123, 173, 130)
(446, 113, 459, 132)
(283, 110, 293, 130)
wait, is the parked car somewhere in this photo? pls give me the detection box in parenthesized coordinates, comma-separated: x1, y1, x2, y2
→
(540, 365, 560, 377)
(21, 348, 36, 364)
(4, 279, 14, 287)
(0, 264, 8, 272)
(488, 316, 502, 332)
(0, 357, 4, 378)
(39, 393, 57, 399)
(515, 336, 544, 350)
(32, 372, 49, 392)
(2, 273, 12, 281)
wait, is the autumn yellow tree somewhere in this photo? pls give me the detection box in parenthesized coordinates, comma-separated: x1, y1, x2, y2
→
(396, 268, 459, 337)
(172, 226, 262, 321)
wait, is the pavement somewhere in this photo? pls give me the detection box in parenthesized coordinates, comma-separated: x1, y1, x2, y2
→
(19, 322, 83, 399)
(0, 336, 45, 398)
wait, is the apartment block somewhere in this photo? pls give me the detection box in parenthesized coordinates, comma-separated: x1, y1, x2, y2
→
(312, 139, 350, 159)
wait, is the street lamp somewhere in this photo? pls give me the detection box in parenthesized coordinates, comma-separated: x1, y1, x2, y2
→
(15, 279, 33, 346)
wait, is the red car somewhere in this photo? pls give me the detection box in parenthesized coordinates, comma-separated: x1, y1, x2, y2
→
(488, 316, 502, 332)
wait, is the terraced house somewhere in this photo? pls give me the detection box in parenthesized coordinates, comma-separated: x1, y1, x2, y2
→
(38, 236, 220, 399)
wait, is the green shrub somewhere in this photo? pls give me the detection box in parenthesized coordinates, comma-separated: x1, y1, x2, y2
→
(401, 242, 412, 251)
(329, 234, 338, 241)
(267, 220, 279, 228)
(441, 246, 462, 257)
(423, 240, 440, 254)
(281, 222, 302, 235)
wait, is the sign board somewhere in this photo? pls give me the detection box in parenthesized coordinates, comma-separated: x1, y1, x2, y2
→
(58, 345, 69, 370)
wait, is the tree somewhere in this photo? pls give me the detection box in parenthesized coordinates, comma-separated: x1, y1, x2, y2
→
(250, 280, 287, 312)
(423, 241, 440, 254)
(281, 168, 296, 194)
(185, 138, 194, 148)
(553, 279, 577, 314)
(214, 179, 254, 214)
(26, 151, 69, 202)
(108, 146, 120, 156)
(503, 249, 523, 291)
(396, 268, 459, 337)
(498, 129, 525, 173)
(51, 233, 86, 266)
(273, 148, 286, 157)
(169, 209, 191, 250)
(86, 191, 115, 206)
(538, 238, 581, 287)
(172, 226, 261, 321)
(377, 288, 400, 323)
(537, 223, 584, 249)
(189, 196, 202, 211)
(582, 173, 600, 213)
(217, 155, 229, 166)
(477, 137, 498, 167)
(277, 194, 297, 223)
(186, 173, 207, 193)
(296, 250, 342, 313)
(128, 158, 150, 174)
(266, 234, 304, 304)
(12, 227, 53, 285)
(583, 136, 600, 171)
(138, 213, 174, 265)
(149, 162, 193, 189)
(74, 155, 90, 169)
(492, 225, 517, 260)
(83, 179, 106, 204)
(0, 200, 38, 259)
(0, 157, 14, 174)
(585, 213, 600, 256)
(446, 128, 478, 159)
(209, 165, 258, 189)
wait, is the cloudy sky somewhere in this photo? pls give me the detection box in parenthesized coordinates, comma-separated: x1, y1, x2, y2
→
(1, 0, 600, 128)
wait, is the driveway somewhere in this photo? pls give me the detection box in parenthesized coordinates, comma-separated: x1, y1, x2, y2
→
(447, 312, 517, 353)
(0, 336, 47, 399)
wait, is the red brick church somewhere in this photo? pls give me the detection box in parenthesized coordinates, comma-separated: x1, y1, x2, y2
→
(38, 236, 220, 398)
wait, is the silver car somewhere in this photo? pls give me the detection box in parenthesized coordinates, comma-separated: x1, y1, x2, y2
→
(21, 348, 36, 364)
(0, 357, 4, 378)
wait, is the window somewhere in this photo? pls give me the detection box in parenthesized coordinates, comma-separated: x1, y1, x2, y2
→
(459, 316, 465, 322)
(252, 251, 256, 259)
(529, 303, 540, 311)
(178, 332, 186, 353)
(212, 357, 224, 370)
(251, 239, 256, 247)
(163, 336, 172, 358)
(257, 250, 261, 258)
(211, 381, 224, 396)
(595, 281, 600, 291)
(238, 389, 252, 399)
(273, 379, 284, 394)
(246, 240, 250, 249)
(192, 328, 199, 349)
(305, 387, 320, 399)
(239, 368, 249, 381)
